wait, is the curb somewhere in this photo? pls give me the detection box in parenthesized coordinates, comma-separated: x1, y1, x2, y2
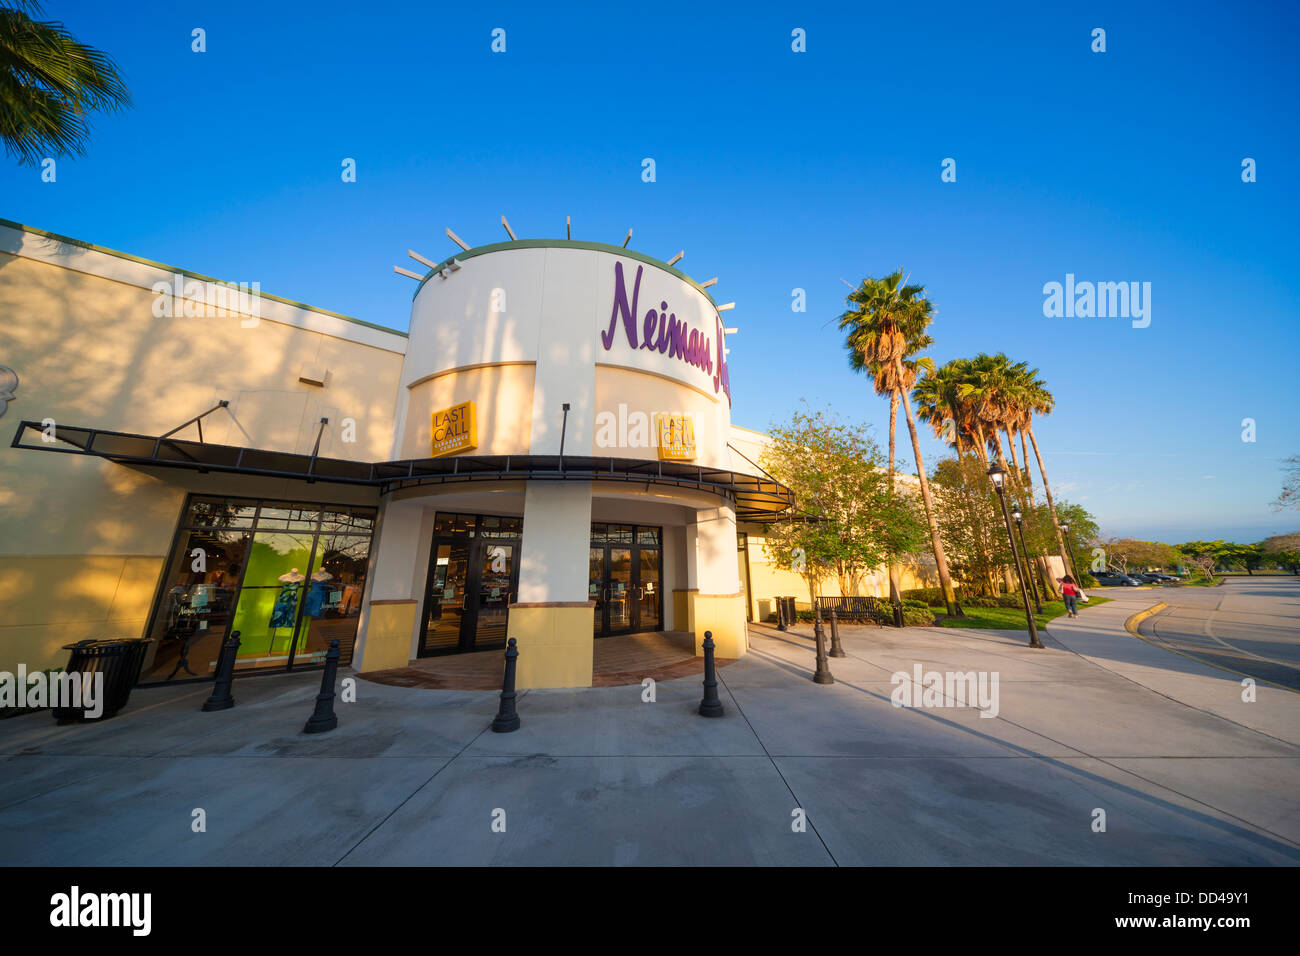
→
(1123, 601, 1296, 693)
(1124, 602, 1168, 638)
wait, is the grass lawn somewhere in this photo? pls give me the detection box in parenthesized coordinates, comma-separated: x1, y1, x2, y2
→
(927, 596, 1112, 630)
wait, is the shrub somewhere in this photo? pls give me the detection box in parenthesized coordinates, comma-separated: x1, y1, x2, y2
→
(900, 587, 945, 605)
(901, 606, 937, 626)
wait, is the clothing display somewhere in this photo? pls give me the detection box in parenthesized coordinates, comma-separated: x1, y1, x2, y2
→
(341, 584, 361, 614)
(304, 578, 329, 618)
(269, 581, 301, 628)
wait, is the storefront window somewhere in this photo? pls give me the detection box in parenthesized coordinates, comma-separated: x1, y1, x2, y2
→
(185, 497, 257, 529)
(138, 524, 251, 682)
(140, 495, 375, 684)
(229, 530, 318, 671)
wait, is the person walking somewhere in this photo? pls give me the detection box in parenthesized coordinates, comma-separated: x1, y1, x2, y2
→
(1059, 575, 1082, 618)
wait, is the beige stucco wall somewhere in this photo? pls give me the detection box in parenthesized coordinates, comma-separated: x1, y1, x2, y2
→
(397, 362, 535, 459)
(0, 239, 405, 673)
(728, 424, 941, 618)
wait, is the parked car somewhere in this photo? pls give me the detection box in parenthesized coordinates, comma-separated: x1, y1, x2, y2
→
(1091, 571, 1145, 587)
(1145, 572, 1178, 582)
(1127, 572, 1162, 584)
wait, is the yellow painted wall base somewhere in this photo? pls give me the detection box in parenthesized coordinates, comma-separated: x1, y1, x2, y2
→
(509, 604, 594, 689)
(357, 602, 417, 672)
(672, 588, 697, 633)
(0, 554, 164, 672)
(693, 592, 747, 658)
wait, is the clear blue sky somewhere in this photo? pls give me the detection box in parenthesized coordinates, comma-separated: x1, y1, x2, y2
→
(4, 0, 1297, 544)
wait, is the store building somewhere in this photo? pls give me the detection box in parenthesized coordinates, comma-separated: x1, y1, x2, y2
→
(0, 218, 933, 690)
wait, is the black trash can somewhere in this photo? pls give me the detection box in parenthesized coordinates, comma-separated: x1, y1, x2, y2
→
(52, 638, 152, 722)
(781, 597, 798, 626)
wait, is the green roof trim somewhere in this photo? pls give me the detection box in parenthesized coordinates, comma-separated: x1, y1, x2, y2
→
(0, 216, 407, 339)
(414, 238, 720, 306)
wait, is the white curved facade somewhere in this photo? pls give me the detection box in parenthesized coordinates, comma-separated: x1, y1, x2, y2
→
(357, 241, 748, 688)
(392, 242, 732, 465)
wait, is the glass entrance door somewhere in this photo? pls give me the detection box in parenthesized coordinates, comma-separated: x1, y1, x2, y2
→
(420, 513, 521, 656)
(589, 524, 663, 637)
(607, 547, 633, 634)
(423, 538, 472, 655)
(638, 547, 661, 630)
(474, 540, 515, 650)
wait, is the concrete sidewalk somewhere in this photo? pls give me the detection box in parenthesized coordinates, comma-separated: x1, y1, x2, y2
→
(1050, 585, 1300, 743)
(1, 611, 1297, 866)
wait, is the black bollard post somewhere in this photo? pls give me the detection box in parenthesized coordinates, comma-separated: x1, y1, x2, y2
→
(776, 596, 788, 631)
(201, 631, 241, 712)
(698, 630, 724, 717)
(303, 639, 341, 734)
(892, 602, 904, 628)
(812, 612, 834, 684)
(828, 608, 845, 658)
(491, 637, 521, 733)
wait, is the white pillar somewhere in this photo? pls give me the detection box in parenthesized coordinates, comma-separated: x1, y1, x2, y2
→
(510, 480, 595, 687)
(686, 504, 746, 657)
(516, 481, 592, 602)
(353, 496, 427, 671)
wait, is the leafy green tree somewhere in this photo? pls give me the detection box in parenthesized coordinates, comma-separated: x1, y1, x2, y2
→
(1259, 532, 1300, 574)
(1055, 502, 1100, 581)
(761, 404, 926, 607)
(0, 1, 130, 166)
(1176, 541, 1227, 580)
(1103, 538, 1180, 573)
(1217, 542, 1264, 575)
(929, 454, 1012, 596)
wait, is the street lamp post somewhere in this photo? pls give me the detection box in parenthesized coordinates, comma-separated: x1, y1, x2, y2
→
(1061, 520, 1081, 582)
(1011, 505, 1043, 613)
(988, 463, 1043, 648)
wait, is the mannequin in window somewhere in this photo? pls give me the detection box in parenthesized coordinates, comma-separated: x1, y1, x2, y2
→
(270, 568, 304, 628)
(305, 567, 333, 618)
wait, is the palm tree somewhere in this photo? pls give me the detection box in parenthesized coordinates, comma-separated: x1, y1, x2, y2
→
(915, 358, 1004, 595)
(0, 2, 130, 166)
(913, 358, 971, 455)
(957, 353, 1040, 593)
(1015, 368, 1073, 585)
(850, 345, 932, 606)
(840, 270, 962, 617)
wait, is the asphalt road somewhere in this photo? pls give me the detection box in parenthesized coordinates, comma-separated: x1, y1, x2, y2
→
(1136, 576, 1300, 692)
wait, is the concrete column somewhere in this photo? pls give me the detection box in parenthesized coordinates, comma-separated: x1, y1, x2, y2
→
(353, 496, 426, 672)
(509, 480, 594, 688)
(689, 504, 747, 658)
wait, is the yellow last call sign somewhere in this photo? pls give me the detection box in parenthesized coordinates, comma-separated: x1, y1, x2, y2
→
(430, 401, 477, 457)
(657, 413, 696, 461)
